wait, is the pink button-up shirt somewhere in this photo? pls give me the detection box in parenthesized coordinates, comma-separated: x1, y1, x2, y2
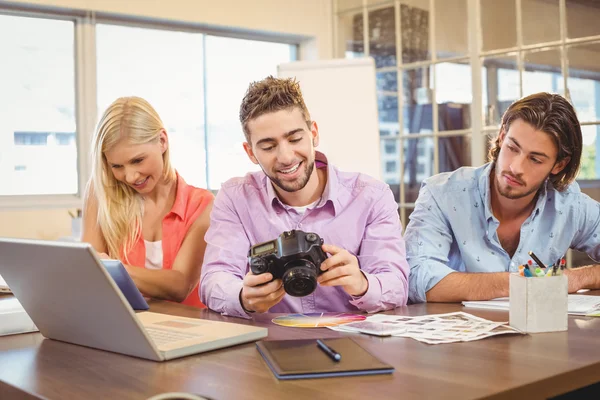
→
(201, 152, 409, 318)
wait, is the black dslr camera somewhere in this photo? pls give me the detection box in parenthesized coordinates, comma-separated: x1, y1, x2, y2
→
(248, 230, 327, 297)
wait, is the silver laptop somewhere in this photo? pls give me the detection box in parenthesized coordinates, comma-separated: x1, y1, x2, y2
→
(0, 238, 267, 361)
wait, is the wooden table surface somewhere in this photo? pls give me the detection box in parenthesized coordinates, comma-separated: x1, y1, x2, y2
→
(1, 292, 600, 400)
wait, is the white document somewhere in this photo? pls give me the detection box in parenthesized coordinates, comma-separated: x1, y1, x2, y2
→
(0, 298, 38, 336)
(463, 295, 600, 315)
(330, 312, 522, 344)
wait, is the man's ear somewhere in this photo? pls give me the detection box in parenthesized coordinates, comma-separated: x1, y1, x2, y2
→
(310, 121, 319, 147)
(551, 156, 570, 175)
(498, 126, 506, 143)
(242, 141, 259, 165)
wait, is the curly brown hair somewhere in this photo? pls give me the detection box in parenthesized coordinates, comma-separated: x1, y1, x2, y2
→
(239, 76, 311, 143)
(488, 92, 582, 191)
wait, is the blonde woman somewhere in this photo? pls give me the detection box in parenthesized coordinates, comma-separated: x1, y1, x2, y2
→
(82, 96, 213, 308)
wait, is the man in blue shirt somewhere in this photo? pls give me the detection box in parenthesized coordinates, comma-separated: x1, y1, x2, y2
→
(406, 92, 600, 303)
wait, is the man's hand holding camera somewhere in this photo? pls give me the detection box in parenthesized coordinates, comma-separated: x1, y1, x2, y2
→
(241, 230, 368, 313)
(240, 272, 286, 313)
(318, 244, 368, 297)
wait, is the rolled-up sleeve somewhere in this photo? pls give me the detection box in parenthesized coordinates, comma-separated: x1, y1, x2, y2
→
(352, 187, 409, 312)
(405, 184, 456, 303)
(200, 188, 252, 318)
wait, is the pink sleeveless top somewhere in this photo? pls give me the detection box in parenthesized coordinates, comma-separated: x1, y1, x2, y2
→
(122, 173, 213, 308)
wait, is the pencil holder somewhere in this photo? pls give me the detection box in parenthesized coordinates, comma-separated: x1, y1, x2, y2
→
(509, 273, 568, 333)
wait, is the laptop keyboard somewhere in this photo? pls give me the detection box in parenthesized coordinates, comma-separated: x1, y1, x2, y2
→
(146, 327, 200, 346)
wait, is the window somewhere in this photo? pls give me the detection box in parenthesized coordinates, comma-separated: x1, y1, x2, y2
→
(384, 141, 396, 154)
(96, 24, 207, 188)
(385, 160, 396, 173)
(0, 14, 76, 196)
(335, 0, 472, 220)
(204, 36, 294, 189)
(96, 24, 295, 191)
(336, 0, 600, 226)
(0, 7, 297, 206)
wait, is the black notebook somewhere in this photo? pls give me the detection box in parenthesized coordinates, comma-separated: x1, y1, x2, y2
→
(256, 338, 394, 380)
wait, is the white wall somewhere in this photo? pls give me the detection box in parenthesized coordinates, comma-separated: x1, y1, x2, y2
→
(0, 0, 334, 239)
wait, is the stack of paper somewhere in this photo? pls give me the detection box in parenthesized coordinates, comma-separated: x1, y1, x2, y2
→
(0, 298, 38, 336)
(330, 312, 523, 344)
(462, 295, 600, 316)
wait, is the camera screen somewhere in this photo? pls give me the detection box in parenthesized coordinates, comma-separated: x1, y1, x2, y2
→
(253, 241, 275, 255)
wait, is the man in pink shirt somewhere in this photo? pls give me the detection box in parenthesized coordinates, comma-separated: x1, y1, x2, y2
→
(200, 76, 409, 318)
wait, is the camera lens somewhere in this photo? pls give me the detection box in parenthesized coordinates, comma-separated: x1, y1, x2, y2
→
(282, 261, 318, 297)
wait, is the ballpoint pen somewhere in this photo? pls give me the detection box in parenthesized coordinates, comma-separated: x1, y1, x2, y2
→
(528, 251, 547, 269)
(316, 339, 341, 362)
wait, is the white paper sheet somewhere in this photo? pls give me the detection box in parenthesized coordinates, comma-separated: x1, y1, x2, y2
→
(463, 295, 600, 315)
(330, 312, 523, 344)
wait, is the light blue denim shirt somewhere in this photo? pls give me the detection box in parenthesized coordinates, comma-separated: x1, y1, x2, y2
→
(405, 162, 600, 303)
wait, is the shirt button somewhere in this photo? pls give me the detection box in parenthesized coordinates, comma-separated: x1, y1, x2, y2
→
(298, 223, 303, 229)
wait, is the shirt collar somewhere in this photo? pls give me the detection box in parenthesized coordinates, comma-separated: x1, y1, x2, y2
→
(479, 162, 548, 222)
(266, 151, 338, 215)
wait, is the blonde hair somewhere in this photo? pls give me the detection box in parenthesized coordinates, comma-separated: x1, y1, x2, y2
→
(90, 96, 176, 259)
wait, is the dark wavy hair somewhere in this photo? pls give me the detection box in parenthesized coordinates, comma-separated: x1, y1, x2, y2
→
(239, 76, 311, 143)
(488, 92, 582, 191)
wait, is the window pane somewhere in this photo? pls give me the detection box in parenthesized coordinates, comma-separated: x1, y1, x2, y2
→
(566, 0, 600, 39)
(377, 70, 399, 140)
(0, 15, 76, 196)
(381, 137, 401, 203)
(578, 125, 599, 180)
(522, 48, 562, 97)
(482, 55, 519, 126)
(435, 0, 468, 59)
(439, 135, 471, 172)
(400, 2, 430, 64)
(96, 24, 206, 188)
(381, 138, 400, 186)
(481, 0, 517, 52)
(205, 36, 293, 189)
(368, 5, 397, 68)
(567, 42, 600, 123)
(403, 137, 433, 203)
(337, 10, 365, 59)
(435, 62, 472, 131)
(403, 68, 433, 135)
(522, 0, 560, 45)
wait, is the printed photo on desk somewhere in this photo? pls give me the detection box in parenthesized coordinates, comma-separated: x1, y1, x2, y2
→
(330, 312, 523, 344)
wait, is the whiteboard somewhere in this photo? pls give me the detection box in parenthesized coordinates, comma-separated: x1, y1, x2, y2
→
(278, 58, 381, 180)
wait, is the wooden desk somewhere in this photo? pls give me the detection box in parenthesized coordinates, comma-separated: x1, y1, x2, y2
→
(1, 294, 600, 400)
